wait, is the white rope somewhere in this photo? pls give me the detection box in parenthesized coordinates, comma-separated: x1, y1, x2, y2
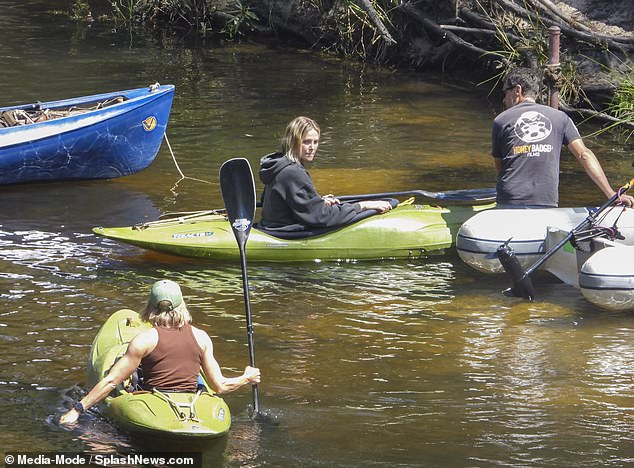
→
(163, 133, 212, 186)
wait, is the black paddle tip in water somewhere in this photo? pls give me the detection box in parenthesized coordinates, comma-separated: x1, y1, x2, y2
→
(249, 407, 282, 426)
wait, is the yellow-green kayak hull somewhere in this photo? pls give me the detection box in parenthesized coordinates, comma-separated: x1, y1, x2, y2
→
(93, 203, 494, 262)
(88, 309, 231, 438)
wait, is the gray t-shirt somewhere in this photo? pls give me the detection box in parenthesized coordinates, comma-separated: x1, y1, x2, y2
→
(492, 102, 581, 207)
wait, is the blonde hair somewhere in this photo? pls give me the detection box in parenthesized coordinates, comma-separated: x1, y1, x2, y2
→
(281, 116, 320, 164)
(140, 300, 193, 328)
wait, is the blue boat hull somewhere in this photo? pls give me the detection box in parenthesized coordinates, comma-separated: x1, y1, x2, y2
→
(0, 84, 174, 185)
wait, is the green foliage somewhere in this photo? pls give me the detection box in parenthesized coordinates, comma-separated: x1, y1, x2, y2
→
(606, 70, 634, 140)
(110, 0, 136, 27)
(221, 0, 258, 38)
(105, 0, 257, 39)
(610, 76, 634, 121)
(70, 0, 92, 20)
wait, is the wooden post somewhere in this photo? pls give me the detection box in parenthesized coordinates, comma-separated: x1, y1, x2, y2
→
(548, 26, 561, 109)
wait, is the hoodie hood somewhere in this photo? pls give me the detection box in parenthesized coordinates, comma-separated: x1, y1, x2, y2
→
(259, 152, 296, 185)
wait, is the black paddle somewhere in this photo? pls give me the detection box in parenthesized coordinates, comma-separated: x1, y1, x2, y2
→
(182, 187, 495, 216)
(337, 187, 496, 204)
(219, 157, 277, 424)
(497, 178, 634, 300)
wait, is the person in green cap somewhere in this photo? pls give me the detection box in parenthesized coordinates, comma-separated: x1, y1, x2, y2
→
(60, 279, 260, 425)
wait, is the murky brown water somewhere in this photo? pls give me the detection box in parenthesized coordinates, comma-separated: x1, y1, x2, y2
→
(1, 1, 634, 466)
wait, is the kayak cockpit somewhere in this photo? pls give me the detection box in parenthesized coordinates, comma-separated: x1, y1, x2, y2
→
(254, 198, 400, 240)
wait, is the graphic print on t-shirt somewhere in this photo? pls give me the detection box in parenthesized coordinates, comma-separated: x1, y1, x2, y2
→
(512, 111, 554, 157)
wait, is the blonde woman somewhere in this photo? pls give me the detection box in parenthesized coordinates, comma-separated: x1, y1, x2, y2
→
(60, 280, 260, 424)
(258, 116, 392, 233)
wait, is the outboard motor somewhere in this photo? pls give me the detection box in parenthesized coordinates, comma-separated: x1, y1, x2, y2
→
(496, 241, 536, 300)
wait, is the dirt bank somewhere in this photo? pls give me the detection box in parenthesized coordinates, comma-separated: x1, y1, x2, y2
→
(557, 0, 633, 37)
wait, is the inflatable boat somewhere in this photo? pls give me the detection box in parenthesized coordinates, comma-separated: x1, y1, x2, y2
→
(456, 205, 634, 311)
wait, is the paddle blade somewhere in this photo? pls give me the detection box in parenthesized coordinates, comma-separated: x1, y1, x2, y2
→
(250, 406, 281, 425)
(496, 242, 535, 300)
(219, 158, 256, 245)
(433, 187, 496, 203)
(338, 187, 496, 204)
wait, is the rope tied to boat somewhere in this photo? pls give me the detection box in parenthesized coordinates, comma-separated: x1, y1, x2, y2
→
(163, 134, 213, 196)
(152, 387, 204, 422)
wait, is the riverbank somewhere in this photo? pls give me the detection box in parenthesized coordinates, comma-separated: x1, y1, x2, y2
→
(558, 0, 633, 38)
(3, 2, 634, 464)
(82, 0, 633, 128)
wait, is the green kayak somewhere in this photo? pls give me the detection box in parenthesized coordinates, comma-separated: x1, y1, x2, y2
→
(88, 309, 231, 438)
(93, 202, 494, 262)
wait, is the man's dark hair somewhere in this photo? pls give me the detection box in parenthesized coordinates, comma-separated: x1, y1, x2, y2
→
(504, 67, 540, 98)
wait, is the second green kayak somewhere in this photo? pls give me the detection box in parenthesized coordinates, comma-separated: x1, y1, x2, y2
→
(88, 309, 231, 438)
(93, 202, 494, 262)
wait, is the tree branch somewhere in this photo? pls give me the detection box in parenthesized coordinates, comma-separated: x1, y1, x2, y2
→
(560, 102, 634, 130)
(400, 2, 509, 65)
(355, 0, 396, 45)
(492, 0, 634, 49)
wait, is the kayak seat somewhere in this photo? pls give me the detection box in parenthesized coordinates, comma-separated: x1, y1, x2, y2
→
(254, 198, 399, 240)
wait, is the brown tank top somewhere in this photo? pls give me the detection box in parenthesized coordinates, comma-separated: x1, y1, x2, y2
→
(140, 324, 204, 392)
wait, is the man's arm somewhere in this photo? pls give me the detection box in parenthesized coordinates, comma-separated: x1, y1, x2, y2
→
(59, 331, 153, 424)
(568, 139, 634, 207)
(195, 328, 260, 394)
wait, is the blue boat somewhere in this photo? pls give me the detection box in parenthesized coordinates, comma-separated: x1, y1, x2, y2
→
(0, 83, 174, 185)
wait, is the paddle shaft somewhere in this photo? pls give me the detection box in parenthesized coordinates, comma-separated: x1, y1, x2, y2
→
(521, 190, 625, 279)
(337, 187, 496, 203)
(219, 158, 261, 416)
(236, 235, 260, 413)
(245, 187, 494, 210)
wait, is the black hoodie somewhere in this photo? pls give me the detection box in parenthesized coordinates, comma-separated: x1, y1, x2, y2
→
(258, 152, 361, 232)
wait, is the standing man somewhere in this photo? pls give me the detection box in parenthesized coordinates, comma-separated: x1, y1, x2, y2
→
(492, 67, 633, 208)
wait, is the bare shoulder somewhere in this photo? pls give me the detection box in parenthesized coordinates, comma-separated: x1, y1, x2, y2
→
(191, 325, 212, 348)
(128, 327, 159, 354)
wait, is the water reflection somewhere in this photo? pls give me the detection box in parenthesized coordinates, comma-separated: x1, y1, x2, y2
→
(2, 1, 634, 465)
(75, 256, 634, 465)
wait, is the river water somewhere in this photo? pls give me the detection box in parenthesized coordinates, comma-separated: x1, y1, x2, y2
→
(1, 1, 634, 466)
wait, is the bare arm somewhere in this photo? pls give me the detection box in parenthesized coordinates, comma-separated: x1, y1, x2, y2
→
(59, 331, 152, 425)
(196, 328, 260, 394)
(568, 139, 616, 198)
(568, 139, 634, 206)
(357, 200, 392, 213)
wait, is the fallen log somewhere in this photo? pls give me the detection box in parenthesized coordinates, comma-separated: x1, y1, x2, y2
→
(560, 102, 634, 130)
(527, 0, 594, 33)
(492, 0, 634, 49)
(356, 0, 396, 45)
(399, 2, 510, 66)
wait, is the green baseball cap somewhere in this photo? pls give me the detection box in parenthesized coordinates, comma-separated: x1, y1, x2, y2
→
(149, 280, 183, 310)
